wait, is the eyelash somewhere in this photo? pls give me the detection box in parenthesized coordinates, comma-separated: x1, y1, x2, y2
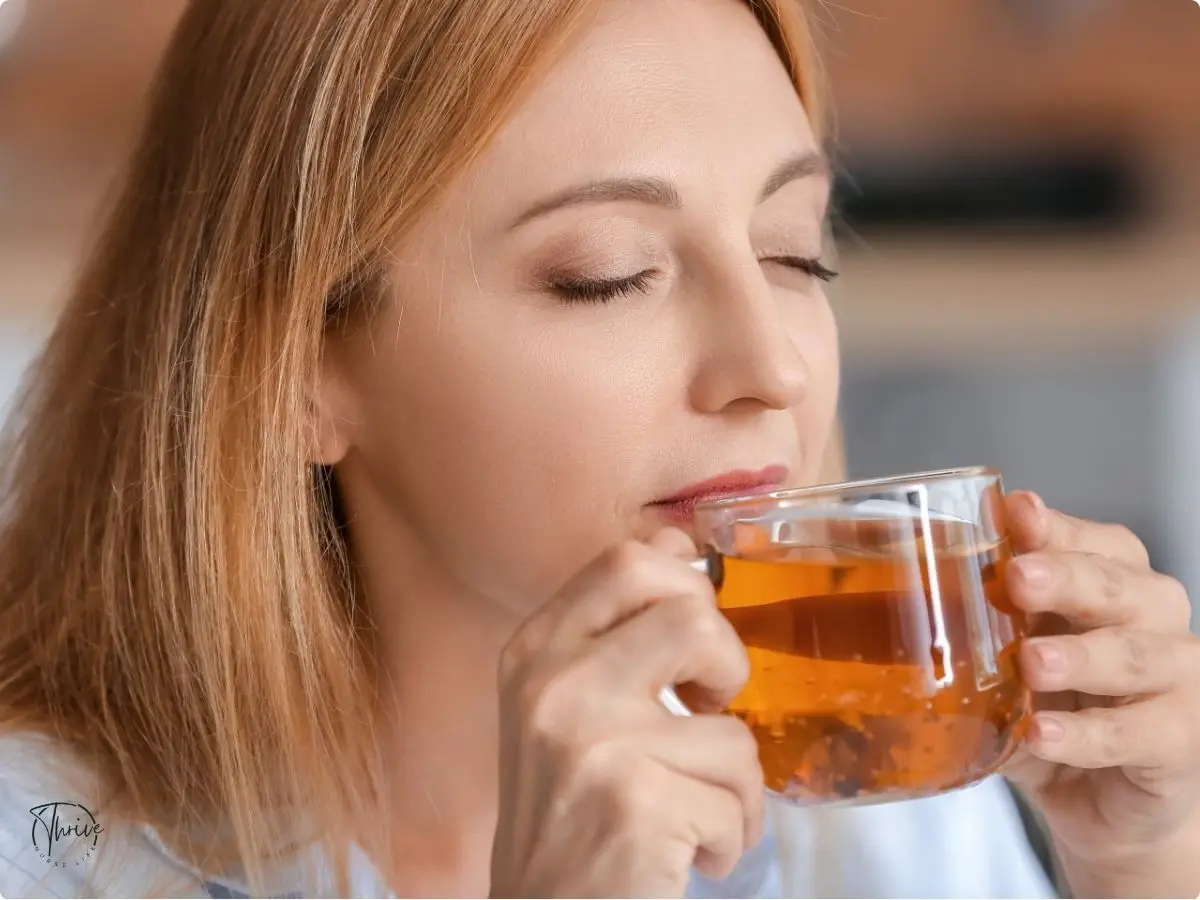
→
(552, 270, 658, 305)
(768, 255, 840, 283)
(551, 256, 838, 305)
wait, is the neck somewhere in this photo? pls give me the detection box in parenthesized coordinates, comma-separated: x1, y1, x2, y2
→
(355, 516, 522, 896)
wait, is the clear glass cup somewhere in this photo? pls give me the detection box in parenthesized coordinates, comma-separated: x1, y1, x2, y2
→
(680, 466, 1031, 807)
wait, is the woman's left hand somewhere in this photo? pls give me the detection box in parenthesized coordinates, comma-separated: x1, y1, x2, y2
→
(1001, 491, 1200, 895)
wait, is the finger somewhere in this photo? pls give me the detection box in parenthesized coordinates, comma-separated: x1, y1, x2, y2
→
(1022, 628, 1200, 696)
(598, 589, 749, 712)
(1008, 550, 1190, 632)
(648, 526, 701, 560)
(1028, 696, 1196, 773)
(638, 714, 765, 854)
(668, 775, 750, 882)
(1007, 491, 1151, 569)
(520, 538, 713, 649)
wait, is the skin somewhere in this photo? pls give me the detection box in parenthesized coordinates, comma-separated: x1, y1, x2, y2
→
(1004, 492, 1200, 899)
(315, 0, 1200, 895)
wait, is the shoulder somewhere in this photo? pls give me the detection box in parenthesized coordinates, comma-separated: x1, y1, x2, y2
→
(0, 730, 208, 898)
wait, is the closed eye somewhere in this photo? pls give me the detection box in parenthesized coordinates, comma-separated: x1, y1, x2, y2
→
(551, 269, 659, 304)
(763, 255, 839, 282)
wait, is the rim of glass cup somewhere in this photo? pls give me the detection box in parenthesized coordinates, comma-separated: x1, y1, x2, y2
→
(693, 464, 1001, 512)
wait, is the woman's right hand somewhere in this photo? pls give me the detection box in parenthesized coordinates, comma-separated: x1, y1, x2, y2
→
(490, 528, 763, 899)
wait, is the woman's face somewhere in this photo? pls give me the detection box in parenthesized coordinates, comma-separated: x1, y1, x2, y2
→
(322, 0, 837, 615)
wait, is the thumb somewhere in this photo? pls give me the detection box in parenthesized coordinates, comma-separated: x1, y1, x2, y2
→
(647, 526, 700, 560)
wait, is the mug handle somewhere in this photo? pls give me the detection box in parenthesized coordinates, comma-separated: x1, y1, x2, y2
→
(658, 685, 692, 716)
(657, 553, 725, 718)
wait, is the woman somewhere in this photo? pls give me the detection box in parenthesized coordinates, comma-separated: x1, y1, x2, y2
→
(0, 0, 1197, 896)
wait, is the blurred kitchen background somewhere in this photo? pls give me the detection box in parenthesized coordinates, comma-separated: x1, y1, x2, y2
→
(0, 1, 1197, 624)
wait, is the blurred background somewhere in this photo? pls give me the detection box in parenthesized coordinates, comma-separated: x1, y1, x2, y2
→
(0, 1, 1197, 624)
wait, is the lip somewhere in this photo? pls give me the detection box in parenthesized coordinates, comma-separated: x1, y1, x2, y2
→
(648, 465, 790, 523)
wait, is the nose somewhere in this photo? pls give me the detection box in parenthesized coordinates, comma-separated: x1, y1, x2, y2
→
(687, 262, 810, 414)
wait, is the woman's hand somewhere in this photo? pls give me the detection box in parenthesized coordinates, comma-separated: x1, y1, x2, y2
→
(1001, 491, 1200, 897)
(490, 528, 762, 899)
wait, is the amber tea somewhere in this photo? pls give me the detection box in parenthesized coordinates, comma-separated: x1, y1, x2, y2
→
(692, 468, 1031, 807)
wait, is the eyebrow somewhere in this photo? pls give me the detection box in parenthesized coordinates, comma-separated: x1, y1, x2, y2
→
(757, 151, 830, 202)
(510, 177, 681, 229)
(509, 150, 829, 230)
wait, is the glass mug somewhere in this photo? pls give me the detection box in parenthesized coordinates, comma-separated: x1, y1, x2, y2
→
(662, 466, 1032, 807)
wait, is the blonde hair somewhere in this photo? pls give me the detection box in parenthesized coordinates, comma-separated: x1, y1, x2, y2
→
(0, 0, 822, 892)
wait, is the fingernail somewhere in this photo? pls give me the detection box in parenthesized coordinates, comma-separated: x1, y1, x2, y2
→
(1033, 715, 1066, 744)
(1026, 492, 1045, 513)
(1015, 556, 1053, 589)
(1029, 639, 1068, 673)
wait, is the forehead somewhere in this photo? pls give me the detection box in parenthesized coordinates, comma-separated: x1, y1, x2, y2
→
(458, 0, 817, 221)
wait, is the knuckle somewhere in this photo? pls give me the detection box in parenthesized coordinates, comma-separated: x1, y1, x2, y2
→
(1121, 633, 1152, 679)
(1093, 555, 1126, 601)
(1062, 632, 1091, 675)
(1080, 710, 1132, 768)
(1060, 513, 1086, 547)
(515, 658, 591, 738)
(1095, 713, 1134, 765)
(603, 763, 658, 824)
(571, 738, 623, 785)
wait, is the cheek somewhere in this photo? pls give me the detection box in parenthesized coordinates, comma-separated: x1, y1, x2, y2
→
(348, 316, 661, 607)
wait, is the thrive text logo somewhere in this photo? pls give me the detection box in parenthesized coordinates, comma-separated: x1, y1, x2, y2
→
(28, 802, 103, 868)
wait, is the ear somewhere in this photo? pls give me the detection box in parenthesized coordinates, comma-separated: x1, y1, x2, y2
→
(311, 345, 357, 467)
